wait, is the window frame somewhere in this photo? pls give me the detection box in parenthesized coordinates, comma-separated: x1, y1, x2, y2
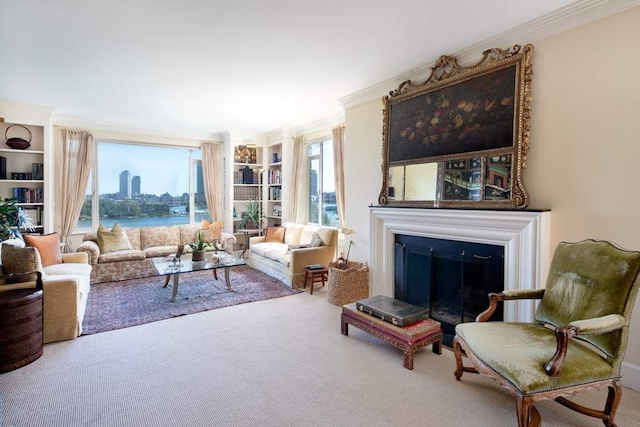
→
(305, 138, 337, 226)
(75, 140, 204, 233)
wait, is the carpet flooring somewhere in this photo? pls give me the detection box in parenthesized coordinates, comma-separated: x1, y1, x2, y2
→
(82, 266, 302, 335)
(3, 288, 640, 426)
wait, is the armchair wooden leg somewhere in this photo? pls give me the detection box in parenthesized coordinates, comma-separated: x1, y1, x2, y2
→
(604, 383, 622, 427)
(515, 395, 539, 427)
(453, 336, 464, 380)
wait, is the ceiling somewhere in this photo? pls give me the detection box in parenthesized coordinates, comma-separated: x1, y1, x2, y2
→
(0, 0, 581, 136)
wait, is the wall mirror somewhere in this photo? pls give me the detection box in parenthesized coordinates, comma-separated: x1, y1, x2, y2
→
(379, 44, 534, 209)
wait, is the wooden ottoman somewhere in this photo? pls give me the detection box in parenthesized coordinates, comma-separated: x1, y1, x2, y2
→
(341, 303, 441, 370)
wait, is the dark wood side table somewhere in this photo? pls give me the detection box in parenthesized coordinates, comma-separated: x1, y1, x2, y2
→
(0, 286, 44, 373)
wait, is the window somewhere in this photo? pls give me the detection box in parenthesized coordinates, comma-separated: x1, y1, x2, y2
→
(307, 139, 338, 226)
(77, 142, 207, 230)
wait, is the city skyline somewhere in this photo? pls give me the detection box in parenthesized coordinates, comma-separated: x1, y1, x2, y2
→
(96, 143, 195, 196)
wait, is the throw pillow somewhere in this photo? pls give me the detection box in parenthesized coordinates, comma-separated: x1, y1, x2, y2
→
(24, 232, 63, 267)
(97, 223, 133, 254)
(1, 244, 43, 283)
(265, 226, 285, 243)
(309, 232, 323, 248)
(200, 219, 223, 242)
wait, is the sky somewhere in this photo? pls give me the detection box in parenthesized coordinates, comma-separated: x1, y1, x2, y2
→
(97, 143, 196, 196)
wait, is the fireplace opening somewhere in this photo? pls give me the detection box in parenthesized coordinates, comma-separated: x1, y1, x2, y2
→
(394, 235, 504, 347)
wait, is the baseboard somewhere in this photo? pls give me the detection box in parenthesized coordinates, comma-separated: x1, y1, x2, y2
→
(622, 361, 640, 391)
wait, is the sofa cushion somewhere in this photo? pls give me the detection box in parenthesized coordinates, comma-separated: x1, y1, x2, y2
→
(24, 232, 63, 267)
(179, 224, 201, 246)
(97, 223, 133, 254)
(125, 227, 141, 250)
(284, 223, 303, 245)
(144, 246, 178, 258)
(250, 242, 290, 267)
(140, 226, 180, 249)
(299, 226, 318, 245)
(98, 249, 146, 263)
(44, 262, 92, 278)
(265, 226, 286, 243)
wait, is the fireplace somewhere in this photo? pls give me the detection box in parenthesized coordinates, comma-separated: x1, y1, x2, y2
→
(369, 207, 551, 339)
(394, 234, 505, 346)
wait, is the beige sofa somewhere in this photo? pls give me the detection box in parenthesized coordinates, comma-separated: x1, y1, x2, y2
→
(1, 239, 92, 343)
(248, 222, 337, 288)
(77, 224, 236, 284)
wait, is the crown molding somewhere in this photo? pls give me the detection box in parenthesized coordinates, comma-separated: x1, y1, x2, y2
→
(338, 0, 640, 110)
(52, 113, 224, 144)
(293, 111, 345, 137)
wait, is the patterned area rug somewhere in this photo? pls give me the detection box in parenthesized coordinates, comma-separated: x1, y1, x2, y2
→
(82, 266, 301, 335)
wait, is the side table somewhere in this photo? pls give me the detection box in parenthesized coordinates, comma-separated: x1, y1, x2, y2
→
(304, 266, 328, 295)
(236, 229, 261, 258)
(0, 287, 44, 373)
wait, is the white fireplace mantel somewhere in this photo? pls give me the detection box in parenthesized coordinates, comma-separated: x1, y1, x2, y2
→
(369, 207, 551, 323)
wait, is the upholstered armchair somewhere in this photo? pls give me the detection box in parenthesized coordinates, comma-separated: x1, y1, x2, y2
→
(453, 239, 640, 427)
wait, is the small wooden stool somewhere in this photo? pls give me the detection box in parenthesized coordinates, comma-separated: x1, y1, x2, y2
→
(304, 266, 328, 295)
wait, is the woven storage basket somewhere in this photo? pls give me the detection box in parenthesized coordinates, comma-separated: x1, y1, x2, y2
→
(327, 261, 369, 306)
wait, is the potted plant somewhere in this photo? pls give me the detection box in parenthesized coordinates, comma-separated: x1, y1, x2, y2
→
(0, 197, 35, 241)
(188, 231, 212, 261)
(237, 200, 264, 230)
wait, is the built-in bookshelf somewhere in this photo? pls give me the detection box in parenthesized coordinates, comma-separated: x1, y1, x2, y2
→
(231, 144, 264, 233)
(265, 142, 283, 227)
(0, 121, 46, 232)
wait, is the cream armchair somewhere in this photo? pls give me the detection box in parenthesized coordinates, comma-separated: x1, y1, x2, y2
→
(1, 243, 92, 343)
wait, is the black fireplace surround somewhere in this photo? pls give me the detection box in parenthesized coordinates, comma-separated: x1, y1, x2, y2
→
(394, 235, 504, 346)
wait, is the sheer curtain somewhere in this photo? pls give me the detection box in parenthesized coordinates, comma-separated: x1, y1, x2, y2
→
(332, 125, 346, 228)
(289, 136, 304, 223)
(201, 142, 223, 221)
(58, 128, 94, 252)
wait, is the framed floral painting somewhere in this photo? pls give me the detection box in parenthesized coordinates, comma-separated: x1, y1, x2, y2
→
(379, 44, 534, 209)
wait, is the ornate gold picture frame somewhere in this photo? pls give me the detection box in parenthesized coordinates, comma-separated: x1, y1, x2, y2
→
(379, 44, 534, 209)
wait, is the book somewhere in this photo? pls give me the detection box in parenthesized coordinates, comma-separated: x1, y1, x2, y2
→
(356, 295, 429, 327)
(343, 303, 440, 344)
(306, 264, 325, 270)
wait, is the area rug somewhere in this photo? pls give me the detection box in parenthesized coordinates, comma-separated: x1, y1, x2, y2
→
(82, 266, 302, 335)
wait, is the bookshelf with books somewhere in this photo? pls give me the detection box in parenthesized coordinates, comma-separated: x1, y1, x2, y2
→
(0, 118, 48, 232)
(231, 143, 264, 233)
(265, 141, 283, 227)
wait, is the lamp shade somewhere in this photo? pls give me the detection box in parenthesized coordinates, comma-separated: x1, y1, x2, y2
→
(338, 227, 355, 235)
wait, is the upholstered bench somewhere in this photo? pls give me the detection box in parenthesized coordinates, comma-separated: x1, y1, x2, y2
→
(341, 303, 442, 370)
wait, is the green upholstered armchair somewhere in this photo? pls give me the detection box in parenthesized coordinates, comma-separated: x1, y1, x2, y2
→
(453, 240, 640, 427)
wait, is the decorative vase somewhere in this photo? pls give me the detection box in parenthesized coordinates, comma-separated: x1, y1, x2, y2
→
(192, 250, 205, 261)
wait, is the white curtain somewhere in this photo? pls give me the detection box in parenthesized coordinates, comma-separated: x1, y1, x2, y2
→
(201, 142, 223, 221)
(58, 128, 94, 252)
(332, 125, 346, 228)
(289, 136, 304, 223)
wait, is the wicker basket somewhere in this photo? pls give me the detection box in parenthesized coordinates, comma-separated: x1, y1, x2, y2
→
(327, 261, 369, 306)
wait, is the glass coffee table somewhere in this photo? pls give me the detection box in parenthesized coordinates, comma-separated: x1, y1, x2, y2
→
(151, 252, 246, 302)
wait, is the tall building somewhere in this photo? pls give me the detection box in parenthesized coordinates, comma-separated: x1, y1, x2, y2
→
(195, 163, 204, 203)
(132, 176, 141, 197)
(119, 170, 131, 199)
